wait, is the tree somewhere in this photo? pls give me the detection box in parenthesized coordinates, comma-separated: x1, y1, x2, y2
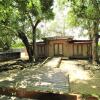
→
(0, 0, 54, 62)
(0, 0, 16, 51)
(66, 0, 100, 63)
(0, 31, 13, 51)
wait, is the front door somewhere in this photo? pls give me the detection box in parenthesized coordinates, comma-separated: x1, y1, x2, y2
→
(54, 43, 63, 56)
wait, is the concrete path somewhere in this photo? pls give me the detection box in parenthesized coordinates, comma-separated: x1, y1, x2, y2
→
(44, 57, 61, 68)
(0, 57, 69, 95)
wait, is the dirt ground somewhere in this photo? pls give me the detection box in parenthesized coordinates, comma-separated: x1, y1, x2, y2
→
(60, 59, 100, 97)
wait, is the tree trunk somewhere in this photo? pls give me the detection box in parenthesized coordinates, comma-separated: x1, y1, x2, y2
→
(92, 20, 99, 64)
(88, 29, 92, 40)
(31, 20, 41, 62)
(17, 30, 33, 62)
(28, 14, 41, 62)
(32, 26, 37, 62)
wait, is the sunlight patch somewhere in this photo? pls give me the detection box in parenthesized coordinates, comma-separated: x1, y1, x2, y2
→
(91, 85, 97, 89)
(35, 82, 51, 86)
(74, 70, 90, 80)
(0, 77, 14, 82)
(60, 60, 91, 82)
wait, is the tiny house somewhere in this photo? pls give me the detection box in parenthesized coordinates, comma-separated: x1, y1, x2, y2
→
(36, 36, 92, 59)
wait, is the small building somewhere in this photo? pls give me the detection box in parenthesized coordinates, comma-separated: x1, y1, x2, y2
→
(36, 36, 92, 59)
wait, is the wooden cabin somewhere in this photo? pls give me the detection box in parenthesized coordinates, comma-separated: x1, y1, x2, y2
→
(36, 36, 92, 59)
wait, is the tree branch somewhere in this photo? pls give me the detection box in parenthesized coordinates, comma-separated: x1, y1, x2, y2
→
(34, 19, 41, 29)
(27, 13, 34, 28)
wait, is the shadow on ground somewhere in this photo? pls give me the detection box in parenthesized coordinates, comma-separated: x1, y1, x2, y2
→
(0, 93, 77, 100)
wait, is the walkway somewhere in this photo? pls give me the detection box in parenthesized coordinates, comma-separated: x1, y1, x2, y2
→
(0, 57, 69, 99)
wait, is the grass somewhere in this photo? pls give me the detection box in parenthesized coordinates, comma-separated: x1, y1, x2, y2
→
(70, 67, 100, 97)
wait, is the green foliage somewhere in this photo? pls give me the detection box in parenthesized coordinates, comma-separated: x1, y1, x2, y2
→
(40, 0, 53, 11)
(67, 9, 79, 27)
(12, 42, 24, 48)
(86, 5, 95, 17)
(67, 0, 100, 19)
(56, 0, 67, 9)
(0, 0, 54, 51)
(14, 0, 54, 20)
(0, 24, 16, 50)
(66, 0, 100, 31)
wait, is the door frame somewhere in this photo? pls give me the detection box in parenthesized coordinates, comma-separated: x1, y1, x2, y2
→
(54, 43, 63, 56)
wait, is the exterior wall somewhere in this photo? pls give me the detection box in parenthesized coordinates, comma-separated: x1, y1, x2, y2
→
(63, 42, 67, 56)
(48, 39, 64, 57)
(45, 44, 49, 57)
(71, 43, 92, 58)
(73, 44, 77, 56)
(66, 43, 73, 57)
(37, 44, 47, 58)
(36, 39, 92, 59)
(83, 44, 88, 57)
(63, 42, 73, 57)
(47, 39, 73, 57)
(48, 41, 54, 57)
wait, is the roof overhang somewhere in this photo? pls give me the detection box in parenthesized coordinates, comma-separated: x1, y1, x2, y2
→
(68, 40, 92, 44)
(42, 36, 73, 41)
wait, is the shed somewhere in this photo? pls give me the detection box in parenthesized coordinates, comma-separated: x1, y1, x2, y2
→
(36, 36, 92, 59)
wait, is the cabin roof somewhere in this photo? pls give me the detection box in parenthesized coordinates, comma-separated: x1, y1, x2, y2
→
(42, 36, 73, 40)
(36, 42, 46, 45)
(36, 37, 92, 45)
(68, 40, 92, 44)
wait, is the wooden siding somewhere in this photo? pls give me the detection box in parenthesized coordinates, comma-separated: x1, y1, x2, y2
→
(37, 45, 46, 58)
(36, 38, 92, 59)
(71, 43, 92, 58)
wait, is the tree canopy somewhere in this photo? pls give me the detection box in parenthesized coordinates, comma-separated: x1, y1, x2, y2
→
(66, 0, 100, 63)
(0, 0, 54, 61)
